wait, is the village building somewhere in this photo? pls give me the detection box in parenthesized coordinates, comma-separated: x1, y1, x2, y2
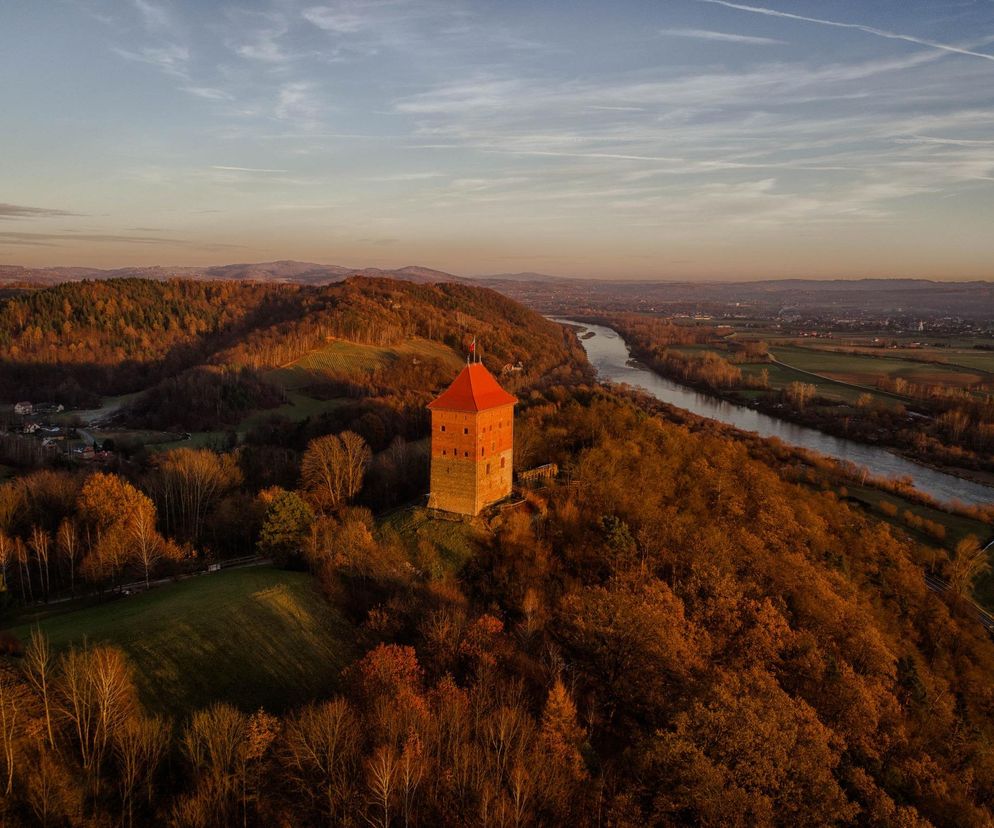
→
(13, 401, 33, 416)
(427, 359, 516, 516)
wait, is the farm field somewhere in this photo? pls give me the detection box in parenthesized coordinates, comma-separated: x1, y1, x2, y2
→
(9, 566, 357, 716)
(739, 361, 896, 406)
(769, 344, 990, 391)
(266, 336, 463, 390)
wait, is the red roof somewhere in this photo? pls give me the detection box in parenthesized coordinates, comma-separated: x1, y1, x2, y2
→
(428, 363, 518, 412)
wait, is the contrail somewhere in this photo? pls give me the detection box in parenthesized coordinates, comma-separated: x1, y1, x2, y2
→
(699, 0, 994, 63)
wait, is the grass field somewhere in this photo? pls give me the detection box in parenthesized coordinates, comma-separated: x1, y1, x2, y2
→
(8, 567, 357, 716)
(381, 507, 484, 575)
(236, 392, 350, 431)
(266, 337, 462, 390)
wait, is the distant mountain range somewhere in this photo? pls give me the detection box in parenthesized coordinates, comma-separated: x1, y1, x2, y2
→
(2, 260, 990, 291)
(0, 260, 466, 287)
(2, 261, 991, 319)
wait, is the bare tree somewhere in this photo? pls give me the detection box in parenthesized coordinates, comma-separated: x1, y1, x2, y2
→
(398, 731, 424, 828)
(115, 715, 169, 828)
(365, 744, 399, 828)
(0, 673, 21, 796)
(56, 518, 80, 594)
(130, 502, 163, 588)
(57, 645, 135, 781)
(15, 537, 32, 603)
(0, 531, 13, 598)
(182, 703, 247, 824)
(29, 526, 50, 600)
(340, 431, 372, 504)
(301, 431, 371, 511)
(150, 448, 242, 543)
(281, 698, 361, 824)
(23, 629, 56, 748)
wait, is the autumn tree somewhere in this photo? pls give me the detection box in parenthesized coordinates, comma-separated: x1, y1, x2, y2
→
(77, 473, 156, 585)
(785, 381, 816, 408)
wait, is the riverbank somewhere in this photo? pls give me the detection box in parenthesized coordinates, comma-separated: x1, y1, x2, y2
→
(574, 315, 994, 492)
(560, 319, 994, 510)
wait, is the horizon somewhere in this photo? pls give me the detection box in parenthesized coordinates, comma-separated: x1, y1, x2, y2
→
(3, 1, 994, 279)
(4, 257, 994, 285)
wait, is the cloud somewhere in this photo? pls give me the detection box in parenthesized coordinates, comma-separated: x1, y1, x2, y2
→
(369, 171, 447, 182)
(302, 6, 367, 34)
(699, 1, 994, 63)
(0, 204, 78, 219)
(0, 231, 186, 246)
(228, 11, 292, 63)
(113, 43, 189, 78)
(0, 231, 243, 250)
(132, 0, 171, 32)
(210, 165, 289, 173)
(659, 28, 784, 45)
(183, 86, 233, 101)
(275, 82, 321, 122)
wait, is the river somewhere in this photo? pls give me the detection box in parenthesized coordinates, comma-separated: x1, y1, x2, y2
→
(560, 319, 994, 508)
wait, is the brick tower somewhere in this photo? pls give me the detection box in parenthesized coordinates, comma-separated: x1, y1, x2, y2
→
(427, 359, 517, 516)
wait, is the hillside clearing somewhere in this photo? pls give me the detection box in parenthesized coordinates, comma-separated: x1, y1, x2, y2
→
(266, 336, 463, 390)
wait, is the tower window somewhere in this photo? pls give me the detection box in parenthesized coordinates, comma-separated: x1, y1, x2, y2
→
(486, 462, 491, 474)
(463, 427, 469, 435)
(441, 424, 446, 432)
(500, 457, 506, 468)
(481, 448, 485, 457)
(464, 451, 468, 457)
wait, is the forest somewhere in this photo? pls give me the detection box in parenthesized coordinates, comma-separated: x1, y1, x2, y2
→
(0, 278, 993, 826)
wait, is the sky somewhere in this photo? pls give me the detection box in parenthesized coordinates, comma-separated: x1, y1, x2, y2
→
(1, 0, 993, 280)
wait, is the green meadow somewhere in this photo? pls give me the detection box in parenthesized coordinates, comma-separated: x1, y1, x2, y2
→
(9, 566, 357, 716)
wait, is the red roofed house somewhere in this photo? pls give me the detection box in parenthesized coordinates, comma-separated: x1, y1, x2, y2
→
(427, 360, 517, 515)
